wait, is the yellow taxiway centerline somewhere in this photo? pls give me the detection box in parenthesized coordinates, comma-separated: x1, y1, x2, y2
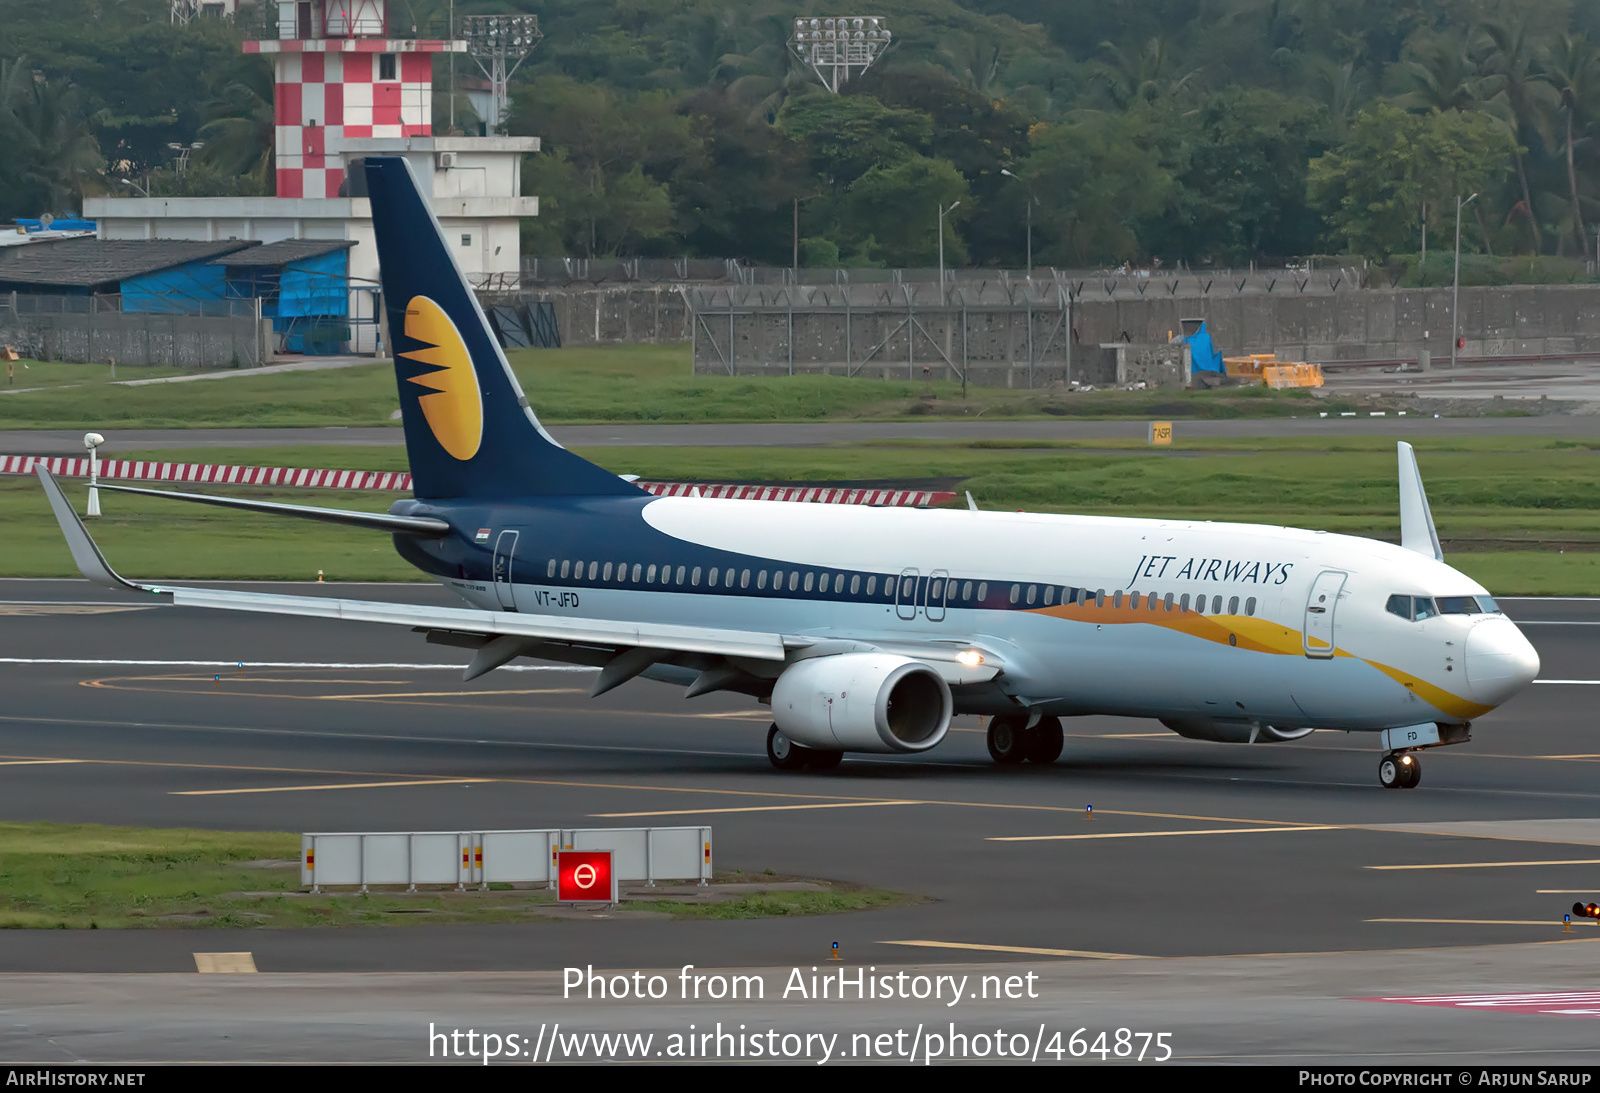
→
(1367, 918, 1599, 927)
(991, 825, 1341, 842)
(173, 778, 498, 796)
(592, 800, 919, 818)
(1368, 859, 1600, 870)
(882, 940, 1144, 960)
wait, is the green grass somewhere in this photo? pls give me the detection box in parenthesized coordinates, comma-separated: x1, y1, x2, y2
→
(0, 823, 907, 929)
(0, 342, 1370, 429)
(6, 438, 1600, 591)
(0, 360, 203, 390)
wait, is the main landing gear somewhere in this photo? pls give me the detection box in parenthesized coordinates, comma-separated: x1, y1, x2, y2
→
(987, 714, 1064, 766)
(766, 725, 843, 772)
(1378, 751, 1422, 790)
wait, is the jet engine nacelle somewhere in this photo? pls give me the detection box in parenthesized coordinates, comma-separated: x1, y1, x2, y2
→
(1160, 718, 1315, 744)
(772, 653, 952, 753)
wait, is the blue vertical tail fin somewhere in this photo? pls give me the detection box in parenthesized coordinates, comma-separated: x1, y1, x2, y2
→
(364, 156, 640, 500)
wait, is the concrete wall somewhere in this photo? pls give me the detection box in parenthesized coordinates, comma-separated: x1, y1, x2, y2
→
(1070, 283, 1600, 363)
(0, 303, 266, 368)
(684, 282, 1600, 379)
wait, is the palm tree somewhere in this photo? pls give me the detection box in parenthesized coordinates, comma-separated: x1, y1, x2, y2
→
(1540, 33, 1600, 261)
(10, 69, 104, 214)
(198, 62, 276, 193)
(1396, 35, 1508, 255)
(1480, 17, 1553, 252)
(1091, 37, 1199, 110)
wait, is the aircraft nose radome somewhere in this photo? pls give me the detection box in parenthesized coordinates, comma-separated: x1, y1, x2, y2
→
(1464, 617, 1541, 705)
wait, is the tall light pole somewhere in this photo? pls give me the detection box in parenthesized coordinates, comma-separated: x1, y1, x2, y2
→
(1000, 169, 1033, 277)
(938, 200, 961, 297)
(1452, 192, 1478, 370)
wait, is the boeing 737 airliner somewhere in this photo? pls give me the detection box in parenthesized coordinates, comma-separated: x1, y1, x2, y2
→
(39, 156, 1541, 789)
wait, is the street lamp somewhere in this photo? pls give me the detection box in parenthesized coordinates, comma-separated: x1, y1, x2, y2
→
(1452, 192, 1478, 370)
(117, 178, 150, 198)
(83, 432, 104, 518)
(1000, 169, 1038, 278)
(938, 200, 961, 297)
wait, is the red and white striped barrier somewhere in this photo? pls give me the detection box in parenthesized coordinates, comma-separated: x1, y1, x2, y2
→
(0, 455, 955, 508)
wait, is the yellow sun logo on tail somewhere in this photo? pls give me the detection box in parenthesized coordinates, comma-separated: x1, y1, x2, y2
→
(400, 296, 483, 461)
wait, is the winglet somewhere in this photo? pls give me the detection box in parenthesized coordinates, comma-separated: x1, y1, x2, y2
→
(1397, 441, 1443, 562)
(35, 466, 161, 594)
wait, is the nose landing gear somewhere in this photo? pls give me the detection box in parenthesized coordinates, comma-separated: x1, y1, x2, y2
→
(1379, 751, 1422, 789)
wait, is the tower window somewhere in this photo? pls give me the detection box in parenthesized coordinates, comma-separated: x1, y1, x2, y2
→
(379, 53, 397, 80)
(461, 234, 473, 247)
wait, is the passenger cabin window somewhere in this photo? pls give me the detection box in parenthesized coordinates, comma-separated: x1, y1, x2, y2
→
(1228, 595, 1239, 614)
(741, 569, 751, 588)
(1043, 585, 1055, 606)
(602, 563, 613, 581)
(1246, 597, 1256, 615)
(632, 564, 642, 582)
(977, 582, 987, 600)
(1009, 584, 1020, 604)
(851, 575, 861, 595)
(1180, 594, 1191, 611)
(547, 559, 556, 578)
(675, 566, 686, 585)
(866, 576, 877, 595)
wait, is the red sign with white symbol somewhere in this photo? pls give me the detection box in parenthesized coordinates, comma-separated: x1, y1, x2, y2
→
(557, 850, 617, 904)
(1363, 992, 1600, 1018)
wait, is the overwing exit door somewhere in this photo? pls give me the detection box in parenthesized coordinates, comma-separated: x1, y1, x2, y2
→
(493, 530, 519, 610)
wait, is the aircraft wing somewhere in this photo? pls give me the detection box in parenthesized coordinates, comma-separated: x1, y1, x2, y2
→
(39, 465, 786, 662)
(37, 466, 1002, 689)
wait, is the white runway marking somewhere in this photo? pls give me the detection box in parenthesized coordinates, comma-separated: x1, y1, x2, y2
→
(1533, 679, 1600, 684)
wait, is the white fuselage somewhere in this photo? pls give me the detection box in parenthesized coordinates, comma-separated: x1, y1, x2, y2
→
(443, 498, 1541, 732)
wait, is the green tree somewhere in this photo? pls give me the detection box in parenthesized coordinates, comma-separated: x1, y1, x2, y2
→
(776, 93, 933, 189)
(1017, 111, 1175, 267)
(197, 59, 276, 194)
(1146, 88, 1331, 264)
(1540, 33, 1600, 259)
(1308, 103, 1515, 257)
(4, 66, 104, 217)
(836, 155, 972, 267)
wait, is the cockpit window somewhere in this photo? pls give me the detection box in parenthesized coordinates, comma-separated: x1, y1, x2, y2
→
(1386, 595, 1439, 621)
(1393, 594, 1498, 618)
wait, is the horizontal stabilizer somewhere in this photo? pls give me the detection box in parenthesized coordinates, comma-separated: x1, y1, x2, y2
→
(1397, 441, 1443, 562)
(95, 482, 451, 536)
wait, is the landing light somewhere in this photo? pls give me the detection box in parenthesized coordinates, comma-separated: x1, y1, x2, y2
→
(957, 650, 984, 667)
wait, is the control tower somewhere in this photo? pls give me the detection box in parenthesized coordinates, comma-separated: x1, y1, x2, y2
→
(246, 0, 462, 197)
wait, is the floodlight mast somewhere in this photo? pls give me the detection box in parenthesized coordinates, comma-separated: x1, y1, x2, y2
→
(462, 14, 543, 134)
(789, 16, 891, 93)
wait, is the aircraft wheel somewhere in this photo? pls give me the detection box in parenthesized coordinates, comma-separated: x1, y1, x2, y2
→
(987, 716, 1029, 765)
(767, 725, 811, 771)
(1378, 753, 1404, 789)
(1027, 716, 1065, 764)
(805, 748, 844, 771)
(1399, 753, 1421, 789)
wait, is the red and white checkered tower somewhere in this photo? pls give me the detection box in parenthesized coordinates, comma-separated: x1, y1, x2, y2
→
(245, 1, 465, 198)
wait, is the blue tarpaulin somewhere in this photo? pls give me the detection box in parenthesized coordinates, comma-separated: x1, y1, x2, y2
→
(1186, 321, 1225, 372)
(121, 260, 228, 314)
(275, 250, 349, 354)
